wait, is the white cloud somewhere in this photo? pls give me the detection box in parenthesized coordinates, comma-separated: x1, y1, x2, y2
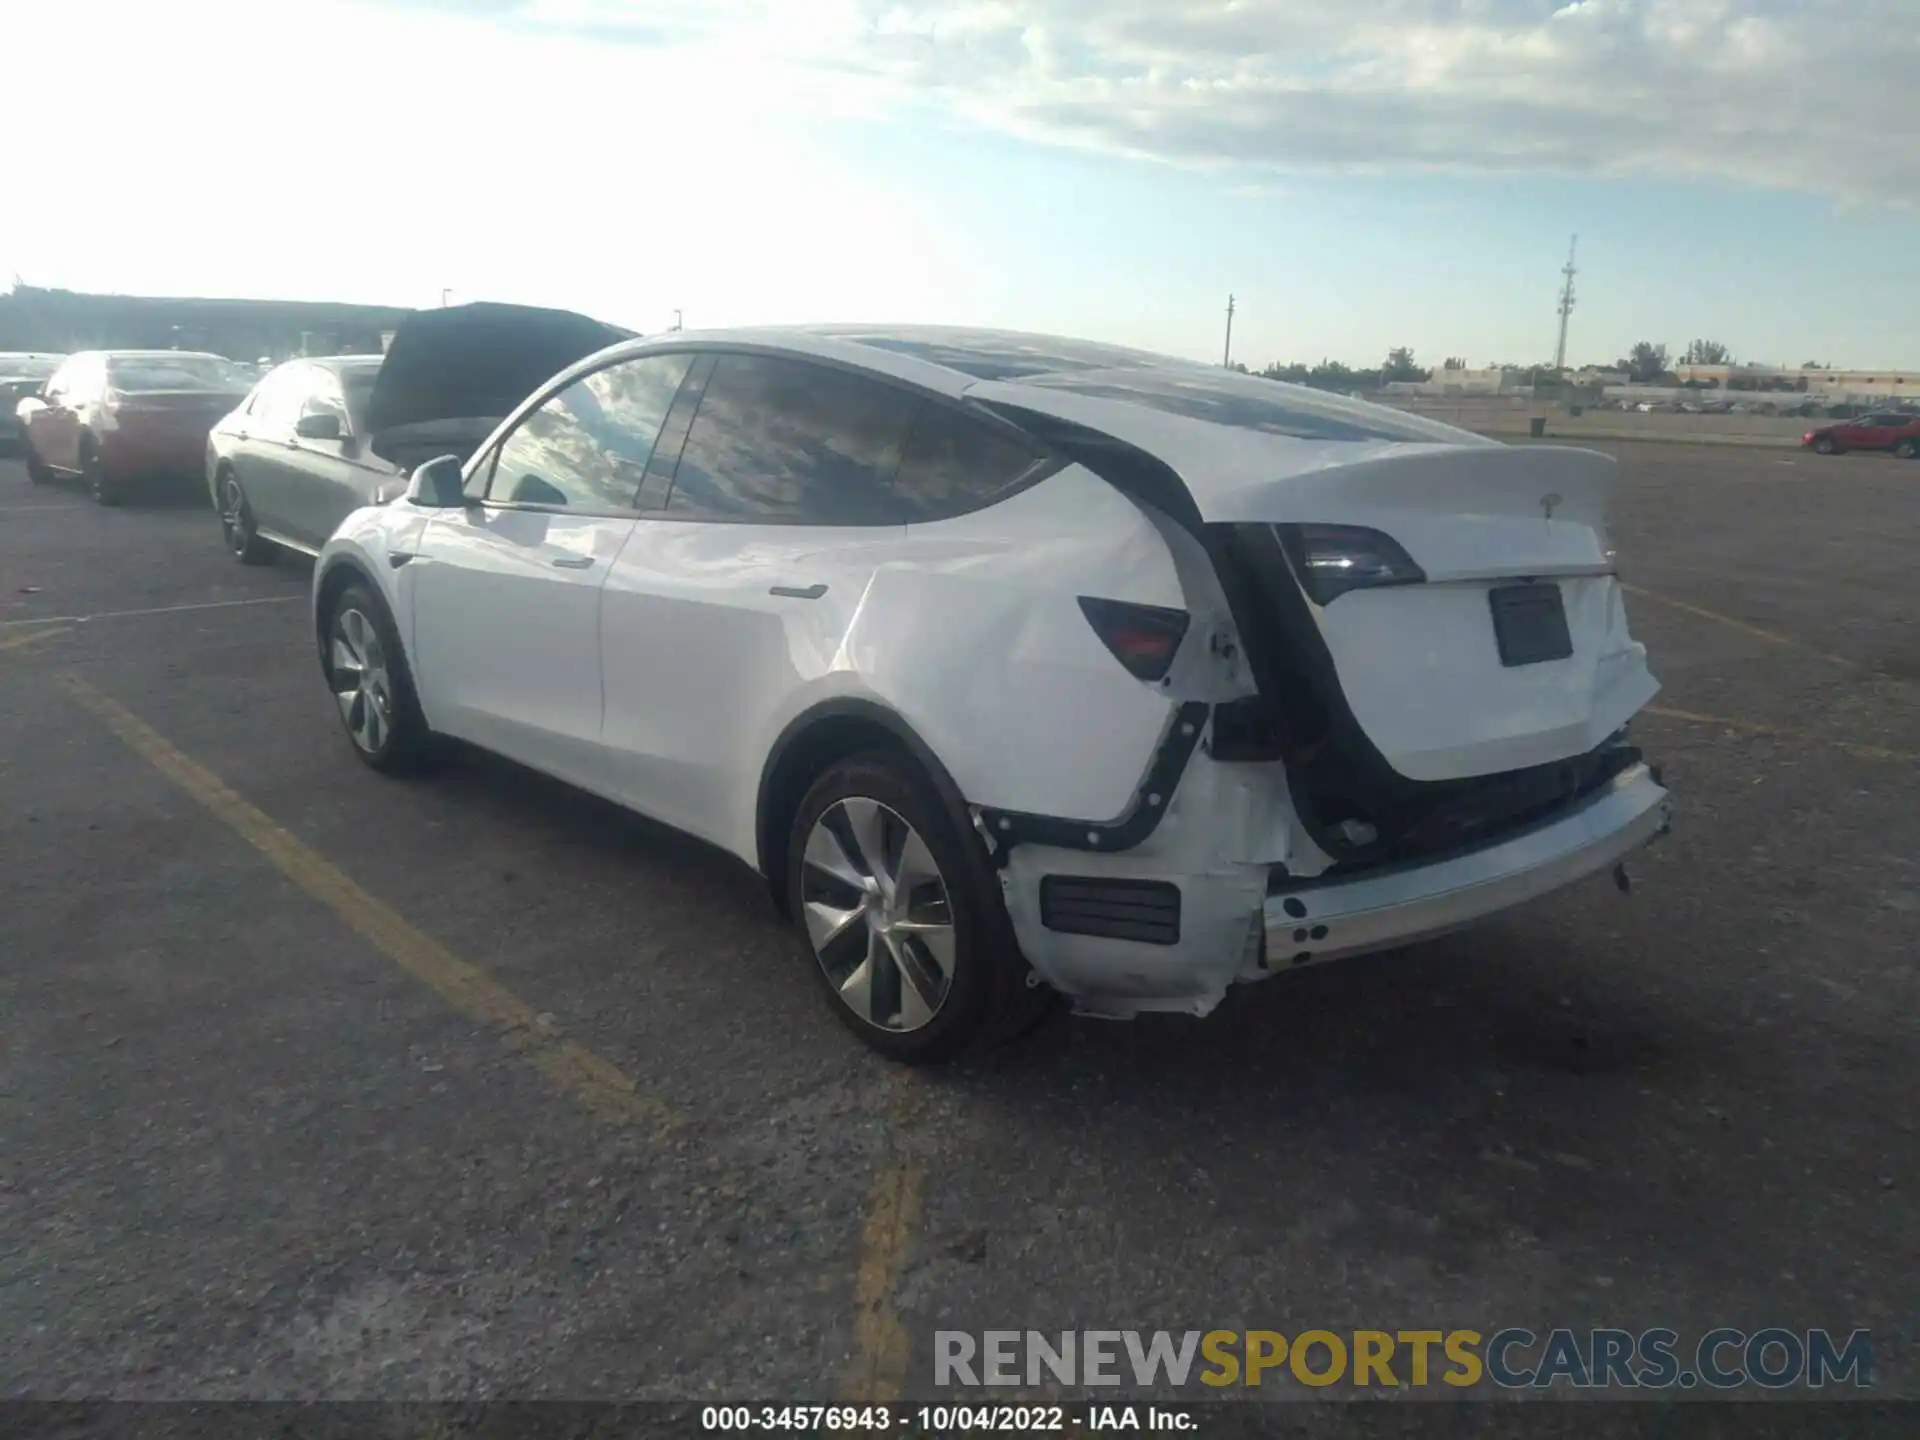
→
(445, 0, 1920, 202)
(0, 0, 999, 323)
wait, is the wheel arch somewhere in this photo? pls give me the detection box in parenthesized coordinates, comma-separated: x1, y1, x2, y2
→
(755, 698, 979, 915)
(313, 554, 381, 661)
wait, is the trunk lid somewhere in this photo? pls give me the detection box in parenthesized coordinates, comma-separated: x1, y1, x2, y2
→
(970, 382, 1658, 785)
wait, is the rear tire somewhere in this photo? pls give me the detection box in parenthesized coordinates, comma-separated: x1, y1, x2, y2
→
(81, 436, 122, 506)
(321, 582, 432, 774)
(786, 751, 1052, 1063)
(217, 470, 275, 564)
(1895, 439, 1918, 460)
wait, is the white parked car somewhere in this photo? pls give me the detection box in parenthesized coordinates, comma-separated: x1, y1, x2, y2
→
(314, 327, 1673, 1062)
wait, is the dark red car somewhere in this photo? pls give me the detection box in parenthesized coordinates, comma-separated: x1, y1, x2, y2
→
(17, 349, 256, 505)
(1802, 410, 1920, 458)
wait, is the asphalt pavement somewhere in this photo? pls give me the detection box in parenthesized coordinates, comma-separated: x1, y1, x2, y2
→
(1, 444, 1915, 1405)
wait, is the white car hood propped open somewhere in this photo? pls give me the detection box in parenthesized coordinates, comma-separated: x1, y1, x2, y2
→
(967, 381, 1660, 783)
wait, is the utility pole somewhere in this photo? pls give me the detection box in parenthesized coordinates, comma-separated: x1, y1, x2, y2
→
(1223, 294, 1236, 369)
(441, 288, 452, 308)
(672, 309, 683, 333)
(1552, 235, 1578, 374)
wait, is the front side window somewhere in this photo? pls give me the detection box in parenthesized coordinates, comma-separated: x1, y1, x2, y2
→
(301, 373, 349, 427)
(485, 352, 693, 510)
(250, 366, 310, 431)
(665, 355, 916, 524)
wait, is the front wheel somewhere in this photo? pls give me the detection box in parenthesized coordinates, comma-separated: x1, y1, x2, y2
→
(1811, 436, 1836, 455)
(1894, 439, 1918, 460)
(322, 583, 432, 773)
(217, 471, 275, 563)
(787, 751, 1051, 1063)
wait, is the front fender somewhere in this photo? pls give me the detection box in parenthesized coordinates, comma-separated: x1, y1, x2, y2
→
(312, 507, 432, 660)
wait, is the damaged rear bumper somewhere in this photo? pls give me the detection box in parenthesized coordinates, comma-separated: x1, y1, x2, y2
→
(1261, 760, 1672, 969)
(997, 759, 1672, 1020)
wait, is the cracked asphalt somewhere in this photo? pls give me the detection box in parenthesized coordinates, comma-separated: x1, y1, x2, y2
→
(0, 441, 1914, 1406)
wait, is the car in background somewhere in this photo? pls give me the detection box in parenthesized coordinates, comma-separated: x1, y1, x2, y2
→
(1802, 411, 1920, 458)
(208, 304, 633, 561)
(312, 324, 1672, 1062)
(18, 350, 256, 504)
(0, 353, 66, 449)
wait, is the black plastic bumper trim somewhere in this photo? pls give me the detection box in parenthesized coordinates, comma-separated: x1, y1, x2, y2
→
(1039, 876, 1182, 945)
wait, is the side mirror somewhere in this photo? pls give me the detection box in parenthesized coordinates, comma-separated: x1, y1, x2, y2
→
(294, 412, 343, 441)
(405, 454, 470, 508)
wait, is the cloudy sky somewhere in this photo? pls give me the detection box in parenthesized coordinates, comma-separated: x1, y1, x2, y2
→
(7, 0, 1916, 368)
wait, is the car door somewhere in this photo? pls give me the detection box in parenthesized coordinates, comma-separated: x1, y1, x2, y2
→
(406, 361, 663, 796)
(599, 351, 936, 853)
(282, 367, 393, 548)
(30, 356, 91, 471)
(1861, 414, 1902, 450)
(231, 364, 310, 538)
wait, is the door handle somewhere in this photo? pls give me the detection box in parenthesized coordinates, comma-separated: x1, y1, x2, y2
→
(770, 583, 827, 599)
(551, 555, 595, 569)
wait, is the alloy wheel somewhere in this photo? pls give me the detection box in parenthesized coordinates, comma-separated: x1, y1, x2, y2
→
(800, 797, 955, 1033)
(329, 607, 394, 755)
(220, 478, 253, 556)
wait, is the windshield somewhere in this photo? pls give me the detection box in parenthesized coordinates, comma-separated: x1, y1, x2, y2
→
(0, 356, 62, 380)
(109, 355, 254, 392)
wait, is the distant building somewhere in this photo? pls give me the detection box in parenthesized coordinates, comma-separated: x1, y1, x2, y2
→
(1415, 365, 1524, 397)
(1673, 362, 1918, 400)
(0, 285, 416, 362)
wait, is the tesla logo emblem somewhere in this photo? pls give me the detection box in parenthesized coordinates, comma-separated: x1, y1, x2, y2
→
(1541, 492, 1563, 520)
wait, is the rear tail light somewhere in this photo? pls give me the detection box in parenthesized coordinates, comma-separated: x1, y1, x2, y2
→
(1272, 523, 1425, 605)
(1078, 596, 1190, 681)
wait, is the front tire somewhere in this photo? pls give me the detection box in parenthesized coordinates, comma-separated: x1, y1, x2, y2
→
(322, 582, 431, 774)
(217, 470, 275, 564)
(786, 751, 1050, 1063)
(1811, 436, 1836, 455)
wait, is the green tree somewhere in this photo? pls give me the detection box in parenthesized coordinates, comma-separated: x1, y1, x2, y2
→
(1627, 342, 1670, 384)
(1382, 346, 1424, 383)
(1683, 339, 1733, 366)
(1442, 356, 1467, 370)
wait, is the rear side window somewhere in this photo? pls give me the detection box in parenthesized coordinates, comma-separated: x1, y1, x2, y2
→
(485, 353, 693, 510)
(665, 355, 916, 525)
(891, 403, 1047, 521)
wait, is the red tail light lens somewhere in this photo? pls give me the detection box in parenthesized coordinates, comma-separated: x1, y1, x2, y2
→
(1079, 597, 1190, 681)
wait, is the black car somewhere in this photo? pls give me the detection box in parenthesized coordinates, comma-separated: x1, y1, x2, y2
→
(1, 353, 67, 449)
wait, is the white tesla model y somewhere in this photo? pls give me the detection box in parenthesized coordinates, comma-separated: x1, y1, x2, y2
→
(313, 326, 1674, 1062)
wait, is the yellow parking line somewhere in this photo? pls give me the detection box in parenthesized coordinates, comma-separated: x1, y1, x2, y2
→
(0, 625, 71, 653)
(1623, 584, 1864, 671)
(1642, 704, 1918, 764)
(843, 1075, 927, 1403)
(845, 1160, 925, 1402)
(56, 671, 678, 1134)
